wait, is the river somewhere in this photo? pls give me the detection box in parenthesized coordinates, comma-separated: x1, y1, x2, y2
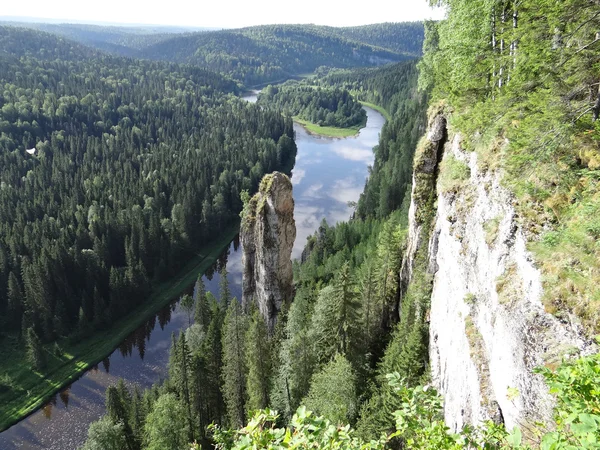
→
(0, 92, 385, 450)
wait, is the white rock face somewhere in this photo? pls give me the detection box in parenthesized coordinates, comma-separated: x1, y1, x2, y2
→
(427, 134, 593, 430)
(241, 172, 296, 332)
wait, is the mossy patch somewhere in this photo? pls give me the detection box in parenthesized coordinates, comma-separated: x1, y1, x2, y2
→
(483, 215, 502, 247)
(495, 263, 523, 307)
(439, 154, 470, 194)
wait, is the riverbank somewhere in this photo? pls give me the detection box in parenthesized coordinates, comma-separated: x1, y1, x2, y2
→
(293, 116, 366, 138)
(0, 223, 239, 433)
(359, 101, 391, 122)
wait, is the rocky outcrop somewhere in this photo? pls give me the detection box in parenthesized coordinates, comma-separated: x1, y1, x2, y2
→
(241, 172, 296, 332)
(399, 109, 447, 294)
(402, 111, 595, 433)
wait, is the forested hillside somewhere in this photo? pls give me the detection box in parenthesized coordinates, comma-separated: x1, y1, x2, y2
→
(334, 22, 424, 56)
(257, 83, 366, 129)
(137, 25, 412, 86)
(3, 22, 424, 87)
(79, 56, 431, 450)
(318, 61, 427, 217)
(0, 22, 186, 57)
(0, 25, 296, 428)
(77, 0, 600, 447)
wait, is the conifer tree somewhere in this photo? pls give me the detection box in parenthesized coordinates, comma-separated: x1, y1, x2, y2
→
(200, 292, 225, 425)
(245, 305, 272, 411)
(219, 266, 231, 305)
(193, 276, 211, 330)
(168, 332, 194, 441)
(221, 298, 248, 427)
(25, 327, 45, 370)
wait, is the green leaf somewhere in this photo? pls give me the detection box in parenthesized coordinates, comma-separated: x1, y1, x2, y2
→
(506, 426, 522, 447)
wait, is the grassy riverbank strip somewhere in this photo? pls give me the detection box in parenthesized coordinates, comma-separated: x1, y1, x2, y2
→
(0, 223, 239, 432)
(293, 116, 365, 138)
(359, 101, 391, 122)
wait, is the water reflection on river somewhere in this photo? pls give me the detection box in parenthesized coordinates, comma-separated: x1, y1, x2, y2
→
(0, 92, 384, 450)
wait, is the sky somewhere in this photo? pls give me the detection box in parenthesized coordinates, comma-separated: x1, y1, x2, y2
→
(1, 0, 445, 29)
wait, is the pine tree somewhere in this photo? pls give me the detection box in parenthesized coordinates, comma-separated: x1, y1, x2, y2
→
(310, 263, 361, 365)
(25, 327, 45, 370)
(7, 271, 23, 326)
(193, 275, 211, 330)
(221, 298, 248, 427)
(245, 306, 272, 411)
(168, 332, 195, 442)
(200, 293, 225, 425)
(271, 289, 316, 418)
(219, 266, 231, 305)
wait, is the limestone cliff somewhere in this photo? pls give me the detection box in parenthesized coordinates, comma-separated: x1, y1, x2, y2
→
(402, 109, 595, 432)
(241, 172, 296, 332)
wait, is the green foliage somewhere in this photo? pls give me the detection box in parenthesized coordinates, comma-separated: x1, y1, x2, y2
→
(25, 327, 45, 371)
(137, 24, 414, 85)
(270, 288, 317, 419)
(144, 393, 188, 450)
(535, 350, 600, 449)
(222, 299, 249, 428)
(302, 354, 358, 425)
(438, 154, 471, 194)
(258, 83, 366, 129)
(0, 24, 296, 346)
(245, 306, 273, 412)
(211, 406, 386, 450)
(80, 416, 128, 450)
(419, 0, 600, 333)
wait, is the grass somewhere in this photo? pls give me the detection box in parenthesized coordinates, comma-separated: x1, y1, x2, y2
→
(293, 116, 366, 138)
(359, 101, 392, 122)
(0, 223, 239, 432)
(483, 216, 502, 247)
(438, 154, 471, 194)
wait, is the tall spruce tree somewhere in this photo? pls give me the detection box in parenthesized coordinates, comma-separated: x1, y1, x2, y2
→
(245, 306, 272, 411)
(25, 327, 45, 370)
(221, 298, 248, 427)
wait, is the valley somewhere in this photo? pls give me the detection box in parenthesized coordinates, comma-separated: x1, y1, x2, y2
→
(0, 3, 599, 448)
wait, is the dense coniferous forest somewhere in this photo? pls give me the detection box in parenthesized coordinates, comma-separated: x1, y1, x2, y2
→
(257, 83, 367, 129)
(79, 56, 431, 450)
(0, 25, 296, 346)
(0, 22, 190, 57)
(2, 22, 424, 86)
(76, 1, 600, 447)
(136, 25, 410, 86)
(332, 22, 424, 57)
(2, 4, 598, 447)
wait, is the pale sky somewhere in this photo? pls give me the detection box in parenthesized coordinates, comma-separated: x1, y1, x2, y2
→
(2, 0, 444, 28)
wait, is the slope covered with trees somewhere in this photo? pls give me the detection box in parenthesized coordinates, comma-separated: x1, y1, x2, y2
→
(334, 22, 425, 57)
(0, 25, 296, 427)
(3, 22, 425, 87)
(0, 22, 187, 57)
(257, 83, 366, 129)
(137, 24, 415, 85)
(80, 56, 430, 449)
(317, 61, 428, 218)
